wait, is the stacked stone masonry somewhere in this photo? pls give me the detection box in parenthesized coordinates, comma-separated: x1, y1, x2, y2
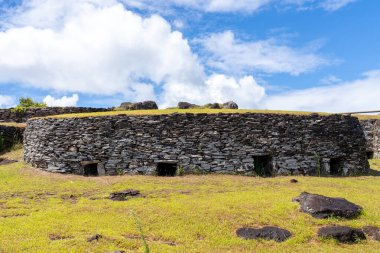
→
(0, 107, 110, 123)
(23, 113, 369, 176)
(0, 125, 24, 151)
(360, 119, 380, 158)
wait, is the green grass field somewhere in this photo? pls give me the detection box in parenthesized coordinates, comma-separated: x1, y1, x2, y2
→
(38, 108, 380, 121)
(1, 149, 380, 252)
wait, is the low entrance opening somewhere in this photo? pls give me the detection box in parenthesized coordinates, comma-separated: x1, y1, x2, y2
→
(156, 162, 177, 177)
(367, 151, 374, 159)
(83, 163, 99, 176)
(330, 158, 342, 176)
(253, 155, 273, 177)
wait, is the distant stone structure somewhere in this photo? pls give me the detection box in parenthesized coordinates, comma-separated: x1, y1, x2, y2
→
(23, 113, 369, 176)
(0, 107, 109, 123)
(360, 119, 380, 158)
(119, 101, 158, 110)
(0, 125, 24, 151)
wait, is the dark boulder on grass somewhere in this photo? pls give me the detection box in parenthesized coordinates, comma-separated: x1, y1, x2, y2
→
(222, 101, 238, 109)
(0, 158, 18, 165)
(318, 226, 365, 243)
(87, 234, 102, 242)
(236, 226, 292, 242)
(119, 101, 158, 110)
(363, 226, 380, 241)
(178, 102, 198, 109)
(293, 192, 362, 219)
(109, 189, 141, 201)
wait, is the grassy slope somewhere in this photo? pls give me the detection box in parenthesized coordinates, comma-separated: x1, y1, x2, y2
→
(0, 122, 26, 127)
(1, 149, 380, 252)
(36, 108, 380, 120)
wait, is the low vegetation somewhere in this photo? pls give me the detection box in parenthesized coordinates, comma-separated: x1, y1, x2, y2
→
(1, 149, 380, 252)
(39, 108, 380, 120)
(11, 97, 47, 114)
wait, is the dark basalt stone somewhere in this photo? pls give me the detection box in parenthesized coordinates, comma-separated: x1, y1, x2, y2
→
(318, 226, 366, 243)
(119, 101, 158, 110)
(0, 158, 18, 165)
(87, 234, 102, 242)
(363, 226, 380, 241)
(222, 101, 238, 109)
(290, 179, 298, 183)
(293, 192, 362, 219)
(236, 226, 292, 242)
(109, 189, 141, 201)
(178, 102, 198, 109)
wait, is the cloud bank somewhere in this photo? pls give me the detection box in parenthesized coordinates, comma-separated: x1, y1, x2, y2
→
(43, 94, 79, 107)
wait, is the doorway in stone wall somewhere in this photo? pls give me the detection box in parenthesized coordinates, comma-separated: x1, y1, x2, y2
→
(253, 155, 273, 177)
(156, 162, 178, 176)
(83, 163, 99, 176)
(367, 151, 374, 159)
(330, 158, 343, 176)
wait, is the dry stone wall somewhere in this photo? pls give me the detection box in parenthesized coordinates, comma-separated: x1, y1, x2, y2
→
(360, 119, 380, 158)
(23, 113, 369, 176)
(0, 125, 24, 151)
(0, 107, 110, 123)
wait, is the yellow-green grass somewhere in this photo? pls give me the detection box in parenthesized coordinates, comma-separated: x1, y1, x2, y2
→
(0, 122, 26, 128)
(1, 149, 380, 253)
(35, 108, 380, 120)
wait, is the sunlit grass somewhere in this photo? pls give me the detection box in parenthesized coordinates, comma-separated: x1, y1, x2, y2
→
(30, 108, 380, 120)
(0, 122, 26, 127)
(0, 150, 380, 252)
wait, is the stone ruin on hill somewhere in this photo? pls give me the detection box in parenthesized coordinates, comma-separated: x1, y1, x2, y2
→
(23, 113, 369, 176)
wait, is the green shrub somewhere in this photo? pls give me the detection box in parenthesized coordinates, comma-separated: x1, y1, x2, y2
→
(0, 133, 4, 152)
(11, 97, 47, 114)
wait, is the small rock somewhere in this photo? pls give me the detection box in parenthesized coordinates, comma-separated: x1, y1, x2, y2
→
(293, 192, 362, 219)
(0, 159, 18, 165)
(222, 101, 238, 109)
(363, 226, 380, 241)
(109, 189, 141, 201)
(178, 102, 198, 109)
(87, 234, 102, 242)
(108, 251, 126, 253)
(236, 226, 292, 242)
(208, 103, 221, 109)
(290, 179, 298, 183)
(318, 226, 365, 243)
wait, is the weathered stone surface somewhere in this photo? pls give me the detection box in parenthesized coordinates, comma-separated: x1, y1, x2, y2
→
(208, 103, 221, 109)
(119, 101, 158, 110)
(318, 226, 365, 243)
(0, 158, 18, 165)
(236, 226, 292, 242)
(23, 113, 369, 176)
(0, 107, 109, 123)
(87, 234, 102, 242)
(363, 226, 380, 241)
(360, 119, 380, 158)
(0, 125, 24, 151)
(293, 192, 362, 219)
(109, 189, 141, 201)
(223, 101, 238, 109)
(178, 102, 198, 109)
(290, 179, 298, 183)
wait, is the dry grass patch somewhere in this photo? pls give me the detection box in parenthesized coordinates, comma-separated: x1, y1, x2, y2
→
(0, 150, 380, 252)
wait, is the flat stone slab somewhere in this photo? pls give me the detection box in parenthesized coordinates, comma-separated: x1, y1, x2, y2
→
(293, 192, 362, 219)
(318, 226, 366, 243)
(0, 158, 18, 166)
(236, 226, 292, 242)
(363, 226, 380, 241)
(109, 189, 141, 201)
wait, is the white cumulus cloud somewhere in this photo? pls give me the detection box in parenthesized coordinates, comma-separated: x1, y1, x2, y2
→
(199, 31, 329, 75)
(265, 70, 380, 113)
(43, 94, 79, 107)
(0, 94, 14, 108)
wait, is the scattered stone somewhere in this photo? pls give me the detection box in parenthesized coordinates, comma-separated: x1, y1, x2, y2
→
(178, 102, 198, 109)
(293, 192, 362, 219)
(222, 101, 238, 109)
(109, 189, 141, 201)
(108, 251, 126, 253)
(363, 226, 380, 241)
(87, 234, 102, 242)
(236, 226, 292, 242)
(318, 226, 365, 243)
(119, 101, 158, 110)
(208, 103, 221, 109)
(290, 179, 298, 183)
(0, 158, 18, 165)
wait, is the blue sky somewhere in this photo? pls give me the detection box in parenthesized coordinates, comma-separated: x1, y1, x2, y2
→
(0, 0, 379, 112)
